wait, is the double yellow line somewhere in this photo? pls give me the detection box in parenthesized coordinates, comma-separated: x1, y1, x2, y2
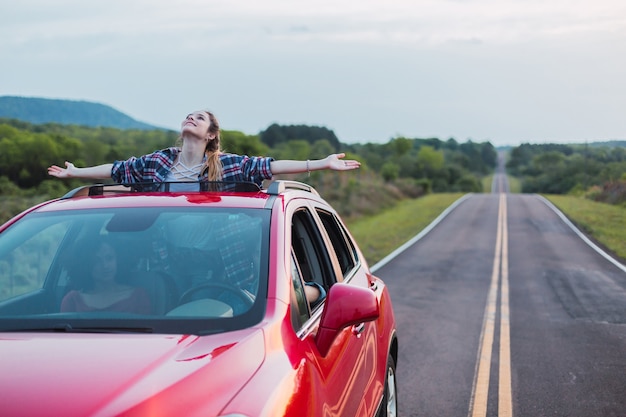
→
(469, 193, 513, 417)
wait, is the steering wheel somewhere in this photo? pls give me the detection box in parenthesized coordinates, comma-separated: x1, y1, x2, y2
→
(178, 282, 254, 307)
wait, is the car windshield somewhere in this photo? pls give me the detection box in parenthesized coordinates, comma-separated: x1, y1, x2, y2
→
(0, 206, 269, 334)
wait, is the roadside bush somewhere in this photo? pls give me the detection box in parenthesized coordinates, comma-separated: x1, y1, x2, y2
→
(455, 174, 482, 192)
(0, 176, 21, 196)
(381, 162, 400, 182)
(35, 180, 72, 198)
(586, 180, 626, 205)
(392, 178, 429, 198)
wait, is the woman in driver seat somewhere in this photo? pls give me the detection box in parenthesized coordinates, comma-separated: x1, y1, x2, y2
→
(61, 238, 151, 314)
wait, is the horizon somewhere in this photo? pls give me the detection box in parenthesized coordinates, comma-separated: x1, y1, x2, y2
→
(2, 94, 625, 149)
(1, 0, 625, 149)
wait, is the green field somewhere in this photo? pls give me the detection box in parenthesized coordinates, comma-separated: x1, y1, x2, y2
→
(542, 194, 626, 261)
(345, 193, 464, 265)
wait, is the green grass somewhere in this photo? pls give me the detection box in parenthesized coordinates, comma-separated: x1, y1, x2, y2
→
(542, 194, 626, 261)
(481, 176, 492, 192)
(345, 193, 464, 265)
(507, 176, 522, 193)
(346, 191, 626, 267)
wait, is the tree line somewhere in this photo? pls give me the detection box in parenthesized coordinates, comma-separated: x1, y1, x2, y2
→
(0, 118, 497, 191)
(0, 118, 499, 221)
(506, 142, 626, 204)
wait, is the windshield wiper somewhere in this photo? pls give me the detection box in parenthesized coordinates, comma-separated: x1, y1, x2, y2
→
(6, 323, 154, 333)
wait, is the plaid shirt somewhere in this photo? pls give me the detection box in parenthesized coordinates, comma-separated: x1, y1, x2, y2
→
(111, 147, 274, 186)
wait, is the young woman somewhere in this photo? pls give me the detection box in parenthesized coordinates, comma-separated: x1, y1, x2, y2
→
(60, 238, 151, 314)
(48, 110, 360, 190)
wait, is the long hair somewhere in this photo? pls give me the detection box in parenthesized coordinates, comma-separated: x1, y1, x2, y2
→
(201, 111, 223, 181)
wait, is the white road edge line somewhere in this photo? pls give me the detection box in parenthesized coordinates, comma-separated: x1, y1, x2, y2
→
(371, 193, 474, 273)
(535, 194, 626, 274)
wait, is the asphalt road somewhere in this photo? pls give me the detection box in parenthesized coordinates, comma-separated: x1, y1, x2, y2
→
(374, 174, 626, 417)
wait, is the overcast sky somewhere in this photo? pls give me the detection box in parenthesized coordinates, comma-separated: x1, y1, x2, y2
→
(1, 0, 625, 146)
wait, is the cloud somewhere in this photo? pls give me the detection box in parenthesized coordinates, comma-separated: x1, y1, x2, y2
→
(4, 0, 625, 47)
(1, 0, 625, 145)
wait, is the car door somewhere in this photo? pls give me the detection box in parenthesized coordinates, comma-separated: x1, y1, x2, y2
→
(288, 205, 380, 417)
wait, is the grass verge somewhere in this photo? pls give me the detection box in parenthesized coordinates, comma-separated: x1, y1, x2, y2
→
(347, 192, 626, 267)
(345, 193, 464, 265)
(542, 194, 626, 261)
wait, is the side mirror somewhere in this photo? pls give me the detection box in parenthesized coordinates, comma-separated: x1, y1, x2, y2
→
(315, 283, 379, 357)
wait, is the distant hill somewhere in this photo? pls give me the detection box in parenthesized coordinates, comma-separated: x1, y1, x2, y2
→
(0, 96, 162, 130)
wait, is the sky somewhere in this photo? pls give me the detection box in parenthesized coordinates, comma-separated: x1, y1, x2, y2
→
(1, 0, 625, 147)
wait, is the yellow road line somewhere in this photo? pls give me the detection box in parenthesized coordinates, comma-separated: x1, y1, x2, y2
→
(469, 193, 513, 417)
(499, 195, 513, 417)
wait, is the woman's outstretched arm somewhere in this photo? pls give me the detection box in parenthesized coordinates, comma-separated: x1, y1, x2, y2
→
(48, 162, 113, 179)
(270, 153, 360, 175)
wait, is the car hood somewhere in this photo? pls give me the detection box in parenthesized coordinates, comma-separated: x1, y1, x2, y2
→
(0, 328, 265, 417)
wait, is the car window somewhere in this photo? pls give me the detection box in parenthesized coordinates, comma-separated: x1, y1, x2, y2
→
(0, 219, 71, 302)
(291, 208, 335, 290)
(316, 209, 358, 279)
(0, 207, 269, 335)
(289, 252, 310, 330)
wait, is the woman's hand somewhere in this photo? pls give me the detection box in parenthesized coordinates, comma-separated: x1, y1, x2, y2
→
(48, 161, 76, 178)
(325, 153, 361, 171)
(47, 162, 113, 179)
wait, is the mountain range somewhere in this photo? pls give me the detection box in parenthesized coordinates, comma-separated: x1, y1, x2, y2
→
(0, 96, 163, 130)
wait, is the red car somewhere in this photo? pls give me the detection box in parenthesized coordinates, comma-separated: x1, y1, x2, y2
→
(0, 180, 398, 417)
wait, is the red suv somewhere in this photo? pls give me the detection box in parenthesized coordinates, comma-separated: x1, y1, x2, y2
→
(0, 180, 398, 417)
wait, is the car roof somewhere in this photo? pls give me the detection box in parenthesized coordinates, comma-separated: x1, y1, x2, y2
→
(32, 180, 322, 213)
